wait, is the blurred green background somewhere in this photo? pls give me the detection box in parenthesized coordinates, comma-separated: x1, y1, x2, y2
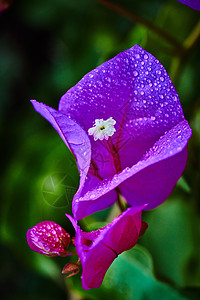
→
(0, 0, 200, 299)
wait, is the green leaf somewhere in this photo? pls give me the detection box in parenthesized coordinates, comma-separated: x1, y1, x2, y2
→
(68, 245, 187, 300)
(141, 199, 195, 286)
(104, 245, 186, 300)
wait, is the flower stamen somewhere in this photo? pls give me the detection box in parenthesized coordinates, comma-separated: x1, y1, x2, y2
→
(88, 117, 116, 141)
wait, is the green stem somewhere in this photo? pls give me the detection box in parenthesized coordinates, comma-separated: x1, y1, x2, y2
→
(98, 0, 183, 50)
(170, 20, 200, 85)
(117, 193, 124, 213)
(184, 20, 200, 50)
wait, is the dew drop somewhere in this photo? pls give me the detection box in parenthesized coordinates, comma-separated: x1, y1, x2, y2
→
(156, 70, 161, 75)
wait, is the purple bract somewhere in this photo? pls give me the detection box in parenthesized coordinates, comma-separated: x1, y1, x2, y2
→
(26, 221, 71, 257)
(31, 45, 192, 220)
(66, 205, 145, 289)
(177, 0, 200, 10)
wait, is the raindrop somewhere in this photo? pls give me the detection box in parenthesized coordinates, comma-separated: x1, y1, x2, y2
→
(133, 71, 138, 77)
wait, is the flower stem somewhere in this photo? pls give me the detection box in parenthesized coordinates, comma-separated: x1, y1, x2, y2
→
(98, 0, 183, 50)
(115, 187, 125, 213)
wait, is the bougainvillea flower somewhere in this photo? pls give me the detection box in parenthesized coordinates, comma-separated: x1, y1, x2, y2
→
(26, 221, 71, 257)
(31, 45, 192, 220)
(66, 205, 146, 290)
(177, 0, 200, 10)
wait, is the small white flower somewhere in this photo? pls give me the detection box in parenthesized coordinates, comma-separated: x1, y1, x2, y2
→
(88, 117, 116, 141)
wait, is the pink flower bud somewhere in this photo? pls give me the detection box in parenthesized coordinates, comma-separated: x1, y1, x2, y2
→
(27, 221, 70, 257)
(62, 262, 80, 278)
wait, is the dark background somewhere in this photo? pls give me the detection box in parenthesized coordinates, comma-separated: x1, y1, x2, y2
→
(0, 0, 200, 299)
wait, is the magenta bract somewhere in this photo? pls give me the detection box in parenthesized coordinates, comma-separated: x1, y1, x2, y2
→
(177, 0, 200, 10)
(26, 221, 70, 257)
(31, 45, 192, 220)
(66, 205, 145, 290)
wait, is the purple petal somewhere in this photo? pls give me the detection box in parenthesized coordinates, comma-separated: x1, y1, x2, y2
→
(31, 100, 91, 195)
(67, 205, 144, 289)
(177, 0, 200, 10)
(74, 120, 191, 219)
(73, 188, 117, 221)
(59, 45, 185, 178)
(26, 221, 70, 257)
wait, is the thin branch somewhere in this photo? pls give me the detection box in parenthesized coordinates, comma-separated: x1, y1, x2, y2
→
(170, 20, 200, 85)
(184, 20, 200, 50)
(98, 0, 184, 51)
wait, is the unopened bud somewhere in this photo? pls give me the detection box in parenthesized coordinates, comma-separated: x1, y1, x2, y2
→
(27, 221, 70, 257)
(62, 262, 80, 278)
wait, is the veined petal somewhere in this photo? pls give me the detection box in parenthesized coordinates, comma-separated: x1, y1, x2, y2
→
(31, 100, 91, 191)
(59, 45, 185, 177)
(73, 188, 118, 221)
(66, 205, 145, 290)
(73, 120, 191, 219)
